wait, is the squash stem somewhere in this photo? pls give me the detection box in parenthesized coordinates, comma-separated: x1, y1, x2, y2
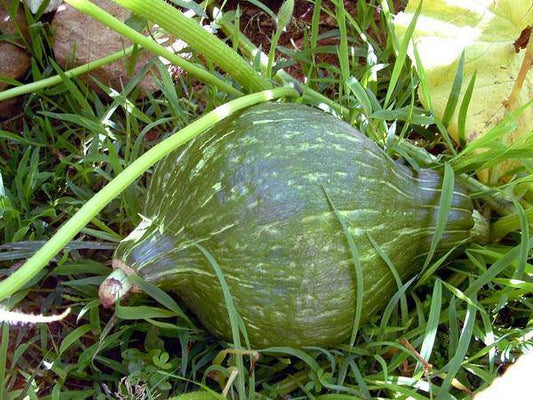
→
(460, 175, 515, 216)
(99, 268, 132, 308)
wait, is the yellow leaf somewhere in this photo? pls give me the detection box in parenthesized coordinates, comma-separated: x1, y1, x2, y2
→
(394, 0, 533, 183)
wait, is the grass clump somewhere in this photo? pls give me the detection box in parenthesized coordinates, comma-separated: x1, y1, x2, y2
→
(0, 0, 531, 399)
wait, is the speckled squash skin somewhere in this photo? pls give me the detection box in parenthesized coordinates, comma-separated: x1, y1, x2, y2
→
(113, 103, 474, 347)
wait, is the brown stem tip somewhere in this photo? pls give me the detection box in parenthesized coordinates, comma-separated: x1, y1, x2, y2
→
(98, 268, 133, 308)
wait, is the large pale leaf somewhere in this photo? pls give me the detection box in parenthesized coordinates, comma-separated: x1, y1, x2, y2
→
(475, 351, 533, 399)
(394, 0, 533, 182)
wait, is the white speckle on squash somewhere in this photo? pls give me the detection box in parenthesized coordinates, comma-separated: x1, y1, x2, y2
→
(190, 158, 206, 178)
(303, 172, 330, 183)
(210, 223, 236, 236)
(122, 215, 153, 243)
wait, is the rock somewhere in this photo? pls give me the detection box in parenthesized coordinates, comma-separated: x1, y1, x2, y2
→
(24, 0, 63, 14)
(0, 42, 31, 91)
(0, 1, 30, 39)
(0, 1, 31, 119)
(52, 0, 167, 95)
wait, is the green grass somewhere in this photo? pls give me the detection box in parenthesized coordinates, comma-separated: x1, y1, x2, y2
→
(0, 0, 532, 399)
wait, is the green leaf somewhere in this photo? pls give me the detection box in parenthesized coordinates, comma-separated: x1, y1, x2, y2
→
(127, 274, 195, 327)
(0, 130, 42, 146)
(422, 162, 454, 270)
(457, 71, 477, 146)
(511, 198, 530, 280)
(366, 232, 408, 325)
(346, 76, 372, 116)
(59, 325, 92, 355)
(437, 303, 477, 400)
(464, 237, 533, 298)
(277, 0, 294, 30)
(0, 324, 8, 400)
(322, 185, 363, 348)
(115, 305, 177, 319)
(415, 279, 441, 375)
(385, 0, 422, 107)
(194, 242, 247, 398)
(261, 347, 320, 373)
(442, 51, 465, 127)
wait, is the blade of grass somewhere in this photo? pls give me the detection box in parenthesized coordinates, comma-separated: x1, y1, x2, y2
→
(457, 71, 477, 146)
(266, 0, 294, 78)
(127, 274, 196, 327)
(245, 0, 277, 20)
(0, 323, 8, 399)
(378, 276, 417, 343)
(58, 324, 91, 356)
(414, 279, 441, 376)
(310, 0, 322, 56)
(260, 347, 320, 373)
(0, 240, 115, 261)
(434, 119, 458, 156)
(440, 280, 485, 313)
(442, 51, 465, 127)
(416, 247, 457, 287)
(454, 101, 531, 157)
(334, 0, 350, 97)
(436, 303, 477, 400)
(322, 185, 363, 347)
(115, 305, 176, 319)
(194, 242, 246, 399)
(412, 42, 432, 112)
(349, 360, 371, 400)
(510, 199, 529, 280)
(384, 0, 422, 108)
(478, 307, 496, 371)
(365, 379, 429, 400)
(421, 163, 455, 271)
(448, 297, 459, 360)
(316, 395, 365, 400)
(346, 76, 372, 117)
(464, 237, 533, 298)
(366, 232, 408, 326)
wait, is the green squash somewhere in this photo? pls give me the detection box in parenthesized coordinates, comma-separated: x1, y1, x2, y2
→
(100, 102, 476, 347)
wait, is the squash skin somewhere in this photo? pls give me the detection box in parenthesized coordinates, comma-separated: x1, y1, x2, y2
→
(110, 103, 474, 348)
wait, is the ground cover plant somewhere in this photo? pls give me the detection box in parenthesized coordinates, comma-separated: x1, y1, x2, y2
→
(0, 0, 532, 399)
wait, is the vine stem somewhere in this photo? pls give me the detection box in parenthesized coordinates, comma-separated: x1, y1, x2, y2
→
(111, 0, 273, 93)
(491, 207, 533, 241)
(0, 87, 299, 302)
(0, 46, 134, 102)
(63, 0, 242, 96)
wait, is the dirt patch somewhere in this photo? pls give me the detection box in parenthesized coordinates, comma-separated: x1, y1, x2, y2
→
(220, 1, 392, 81)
